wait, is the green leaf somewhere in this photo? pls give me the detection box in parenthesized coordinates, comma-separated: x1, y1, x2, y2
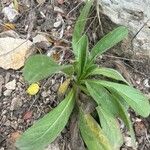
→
(90, 26, 128, 61)
(110, 92, 136, 147)
(16, 90, 75, 150)
(88, 80, 150, 117)
(23, 55, 70, 83)
(79, 64, 97, 81)
(79, 110, 112, 150)
(61, 65, 74, 76)
(96, 107, 123, 150)
(85, 81, 118, 115)
(72, 0, 93, 58)
(78, 35, 88, 76)
(85, 80, 136, 148)
(88, 67, 128, 84)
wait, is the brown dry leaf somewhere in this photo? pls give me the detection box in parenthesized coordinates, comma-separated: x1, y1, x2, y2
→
(52, 51, 61, 61)
(46, 36, 54, 44)
(10, 131, 21, 142)
(58, 78, 70, 95)
(0, 37, 33, 70)
(23, 111, 33, 121)
(3, 23, 16, 30)
(6, 131, 21, 150)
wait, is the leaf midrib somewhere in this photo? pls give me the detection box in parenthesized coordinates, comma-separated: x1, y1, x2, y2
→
(22, 93, 73, 148)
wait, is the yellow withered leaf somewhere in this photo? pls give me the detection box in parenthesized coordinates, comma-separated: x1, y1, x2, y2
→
(13, 0, 19, 11)
(58, 79, 70, 95)
(4, 23, 16, 30)
(27, 83, 40, 95)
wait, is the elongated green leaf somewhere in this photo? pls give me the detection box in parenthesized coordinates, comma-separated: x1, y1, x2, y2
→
(78, 35, 88, 76)
(79, 64, 97, 81)
(23, 55, 70, 83)
(16, 90, 75, 150)
(72, 0, 93, 57)
(85, 81, 118, 115)
(96, 107, 123, 150)
(87, 80, 150, 117)
(90, 26, 128, 61)
(85, 80, 136, 147)
(79, 110, 112, 150)
(88, 67, 128, 84)
(110, 92, 136, 147)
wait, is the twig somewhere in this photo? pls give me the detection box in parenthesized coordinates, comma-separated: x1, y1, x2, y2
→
(102, 54, 143, 62)
(66, 2, 83, 17)
(96, 2, 104, 35)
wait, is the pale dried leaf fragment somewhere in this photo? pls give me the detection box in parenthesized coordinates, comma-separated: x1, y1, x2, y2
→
(13, 0, 19, 11)
(58, 79, 70, 95)
(0, 37, 33, 70)
(36, 0, 46, 5)
(3, 23, 16, 30)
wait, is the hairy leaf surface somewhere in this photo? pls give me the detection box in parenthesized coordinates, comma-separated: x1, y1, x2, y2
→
(78, 35, 88, 76)
(96, 107, 123, 150)
(88, 67, 128, 84)
(87, 80, 150, 117)
(110, 91, 136, 147)
(90, 26, 128, 61)
(23, 55, 72, 83)
(16, 90, 75, 150)
(79, 111, 112, 150)
(72, 0, 93, 58)
(85, 81, 118, 115)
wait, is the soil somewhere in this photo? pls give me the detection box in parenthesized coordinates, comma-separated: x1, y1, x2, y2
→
(0, 0, 150, 150)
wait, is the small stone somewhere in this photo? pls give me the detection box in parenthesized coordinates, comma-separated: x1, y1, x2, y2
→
(54, 21, 62, 28)
(2, 3, 20, 22)
(1, 110, 7, 115)
(45, 141, 60, 150)
(11, 121, 18, 130)
(33, 34, 49, 43)
(54, 6, 64, 14)
(5, 79, 16, 90)
(41, 91, 48, 98)
(1, 115, 7, 123)
(4, 120, 11, 126)
(143, 78, 150, 88)
(57, 0, 64, 5)
(124, 136, 132, 147)
(3, 89, 12, 96)
(51, 83, 59, 92)
(10, 97, 22, 111)
(0, 30, 20, 38)
(0, 37, 33, 70)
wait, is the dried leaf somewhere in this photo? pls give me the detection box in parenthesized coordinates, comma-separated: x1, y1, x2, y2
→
(4, 23, 16, 30)
(79, 111, 112, 150)
(52, 51, 61, 61)
(11, 131, 21, 142)
(58, 79, 70, 95)
(13, 0, 19, 11)
(23, 111, 33, 121)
